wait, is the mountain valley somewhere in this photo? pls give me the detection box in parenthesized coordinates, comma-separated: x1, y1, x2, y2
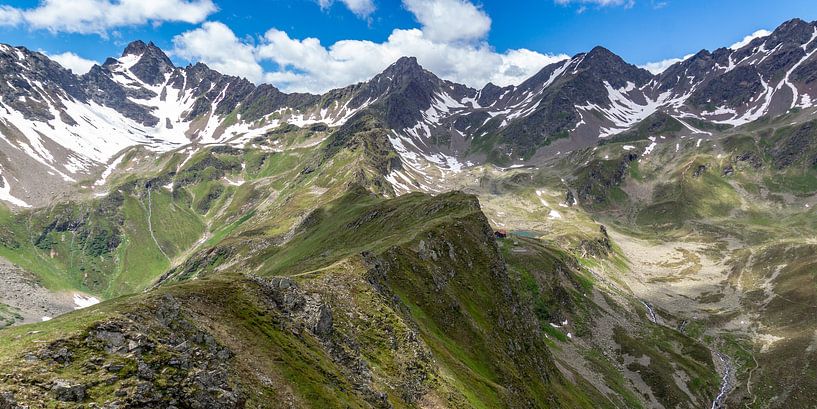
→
(1, 17, 817, 408)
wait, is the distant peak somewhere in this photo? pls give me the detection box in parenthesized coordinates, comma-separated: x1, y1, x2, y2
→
(768, 18, 816, 44)
(377, 56, 436, 83)
(390, 56, 422, 70)
(122, 40, 148, 57)
(119, 40, 174, 83)
(691, 49, 712, 60)
(587, 45, 615, 57)
(578, 46, 628, 68)
(121, 40, 169, 61)
(778, 18, 810, 30)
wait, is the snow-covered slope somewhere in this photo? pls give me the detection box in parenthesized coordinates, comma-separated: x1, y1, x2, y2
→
(0, 42, 380, 206)
(654, 18, 817, 125)
(1, 19, 816, 206)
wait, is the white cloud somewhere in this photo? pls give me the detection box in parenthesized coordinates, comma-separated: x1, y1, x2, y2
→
(639, 53, 693, 75)
(171, 21, 264, 83)
(403, 0, 491, 43)
(0, 0, 217, 35)
(251, 27, 566, 93)
(554, 0, 635, 7)
(729, 29, 771, 50)
(317, 0, 376, 18)
(47, 52, 98, 74)
(173, 0, 567, 93)
(640, 28, 773, 75)
(0, 6, 23, 26)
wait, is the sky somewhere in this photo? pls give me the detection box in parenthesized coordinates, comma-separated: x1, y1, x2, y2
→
(0, 0, 815, 93)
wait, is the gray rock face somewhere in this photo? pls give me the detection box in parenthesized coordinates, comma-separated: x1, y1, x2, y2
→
(0, 392, 18, 409)
(0, 17, 816, 206)
(251, 276, 334, 338)
(124, 41, 175, 85)
(0, 45, 85, 122)
(3, 294, 244, 408)
(0, 259, 76, 325)
(657, 18, 817, 120)
(52, 380, 87, 402)
(82, 64, 159, 126)
(689, 65, 763, 107)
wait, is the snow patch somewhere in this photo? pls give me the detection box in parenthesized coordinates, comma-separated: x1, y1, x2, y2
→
(95, 153, 127, 187)
(643, 141, 658, 155)
(0, 176, 30, 208)
(73, 294, 100, 310)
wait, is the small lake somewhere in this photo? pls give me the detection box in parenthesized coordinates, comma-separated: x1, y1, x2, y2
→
(510, 230, 543, 238)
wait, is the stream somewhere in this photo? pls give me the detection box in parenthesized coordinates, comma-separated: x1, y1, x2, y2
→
(639, 299, 732, 407)
(710, 352, 733, 409)
(641, 300, 658, 324)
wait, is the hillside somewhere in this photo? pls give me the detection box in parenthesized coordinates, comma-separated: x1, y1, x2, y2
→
(0, 17, 817, 409)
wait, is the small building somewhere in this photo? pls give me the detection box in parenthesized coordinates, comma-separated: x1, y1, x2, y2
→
(494, 229, 508, 239)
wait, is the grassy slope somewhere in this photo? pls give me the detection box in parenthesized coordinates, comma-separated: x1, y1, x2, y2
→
(0, 127, 335, 299)
(559, 112, 817, 408)
(0, 189, 614, 408)
(7, 108, 816, 408)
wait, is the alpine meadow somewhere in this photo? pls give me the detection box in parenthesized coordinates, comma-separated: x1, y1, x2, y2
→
(0, 1, 817, 408)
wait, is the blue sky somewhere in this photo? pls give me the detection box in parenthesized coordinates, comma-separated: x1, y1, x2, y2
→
(0, 0, 815, 92)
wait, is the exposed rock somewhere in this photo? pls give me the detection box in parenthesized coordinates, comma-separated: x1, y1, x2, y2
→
(250, 276, 335, 339)
(578, 225, 613, 257)
(6, 294, 243, 408)
(0, 392, 18, 409)
(575, 153, 638, 207)
(734, 151, 762, 169)
(52, 380, 87, 402)
(565, 190, 576, 207)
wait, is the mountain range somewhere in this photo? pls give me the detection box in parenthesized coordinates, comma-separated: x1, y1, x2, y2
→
(0, 18, 815, 207)
(0, 17, 817, 409)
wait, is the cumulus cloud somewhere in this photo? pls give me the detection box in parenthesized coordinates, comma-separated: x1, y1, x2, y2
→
(729, 29, 771, 50)
(0, 6, 23, 26)
(171, 21, 264, 83)
(173, 0, 567, 93)
(639, 53, 693, 75)
(317, 0, 376, 18)
(554, 0, 635, 7)
(403, 0, 491, 43)
(0, 0, 216, 35)
(251, 27, 566, 93)
(47, 52, 98, 74)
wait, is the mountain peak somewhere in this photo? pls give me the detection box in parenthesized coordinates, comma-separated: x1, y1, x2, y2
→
(373, 56, 439, 87)
(776, 18, 811, 32)
(581, 46, 630, 68)
(573, 45, 653, 86)
(767, 18, 816, 46)
(119, 40, 174, 84)
(586, 45, 616, 58)
(385, 56, 424, 75)
(122, 40, 149, 57)
(121, 40, 171, 63)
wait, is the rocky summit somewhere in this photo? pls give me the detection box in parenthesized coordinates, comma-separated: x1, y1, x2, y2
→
(0, 16, 816, 409)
